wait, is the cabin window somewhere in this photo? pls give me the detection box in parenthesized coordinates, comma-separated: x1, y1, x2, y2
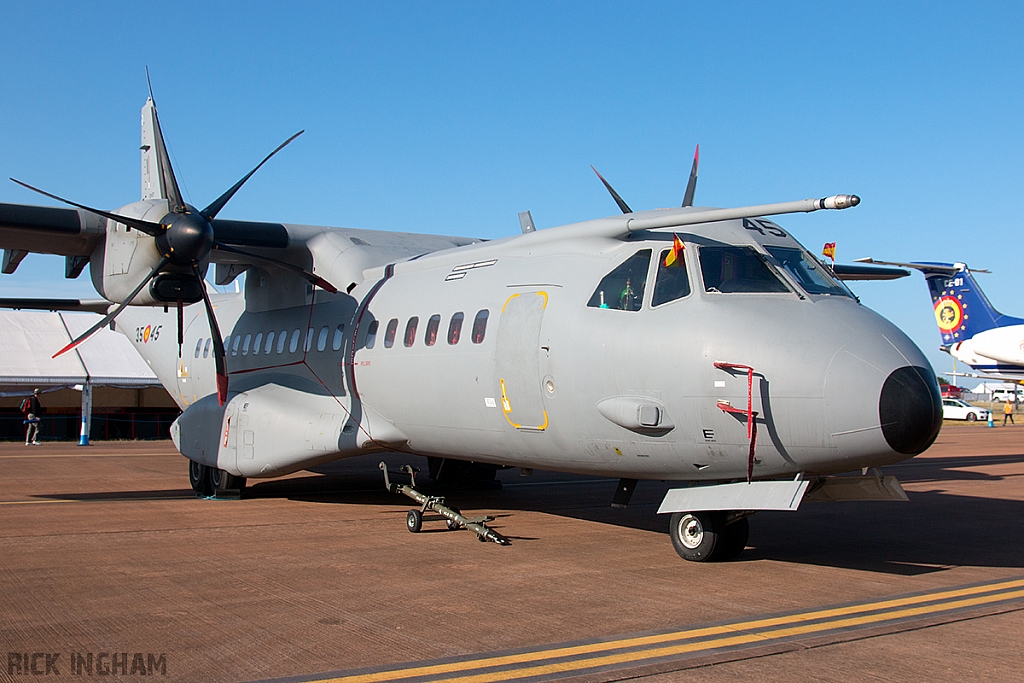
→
(384, 318, 399, 348)
(332, 324, 345, 351)
(252, 332, 262, 355)
(652, 248, 692, 306)
(698, 246, 789, 293)
(448, 312, 465, 345)
(202, 339, 211, 358)
(587, 249, 651, 311)
(242, 334, 252, 355)
(764, 246, 850, 297)
(231, 335, 241, 356)
(365, 320, 379, 348)
(425, 315, 441, 346)
(223, 336, 232, 354)
(472, 310, 489, 344)
(404, 317, 419, 347)
(317, 326, 329, 352)
(289, 329, 301, 353)
(194, 339, 203, 358)
(264, 331, 275, 354)
(276, 330, 288, 354)
(304, 327, 314, 352)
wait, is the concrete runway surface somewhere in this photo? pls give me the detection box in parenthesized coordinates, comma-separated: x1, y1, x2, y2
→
(1, 424, 1022, 682)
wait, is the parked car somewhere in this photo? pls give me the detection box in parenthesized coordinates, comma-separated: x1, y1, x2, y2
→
(941, 385, 964, 399)
(942, 398, 989, 422)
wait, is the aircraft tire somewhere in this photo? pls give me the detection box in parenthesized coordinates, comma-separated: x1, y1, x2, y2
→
(711, 516, 749, 561)
(209, 469, 247, 498)
(669, 511, 722, 562)
(188, 461, 207, 495)
(407, 509, 423, 533)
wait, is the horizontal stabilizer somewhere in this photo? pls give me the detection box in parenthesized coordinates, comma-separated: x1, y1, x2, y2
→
(0, 298, 110, 313)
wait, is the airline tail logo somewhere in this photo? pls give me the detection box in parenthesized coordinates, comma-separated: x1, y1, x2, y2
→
(934, 295, 964, 334)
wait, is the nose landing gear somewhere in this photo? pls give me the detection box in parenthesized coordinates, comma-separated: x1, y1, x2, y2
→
(668, 511, 750, 562)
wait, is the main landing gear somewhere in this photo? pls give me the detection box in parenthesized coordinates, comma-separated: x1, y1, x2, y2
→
(189, 460, 246, 499)
(668, 511, 749, 562)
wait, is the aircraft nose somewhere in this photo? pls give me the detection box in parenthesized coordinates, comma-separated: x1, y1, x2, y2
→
(824, 334, 941, 466)
(878, 366, 943, 455)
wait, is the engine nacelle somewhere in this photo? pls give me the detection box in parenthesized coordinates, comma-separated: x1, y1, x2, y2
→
(88, 199, 208, 306)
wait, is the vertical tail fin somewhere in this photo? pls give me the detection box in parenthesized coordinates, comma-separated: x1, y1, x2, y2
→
(140, 98, 164, 201)
(918, 263, 1024, 344)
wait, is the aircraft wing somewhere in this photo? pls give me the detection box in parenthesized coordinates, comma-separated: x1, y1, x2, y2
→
(829, 263, 910, 281)
(0, 202, 106, 258)
(0, 298, 110, 313)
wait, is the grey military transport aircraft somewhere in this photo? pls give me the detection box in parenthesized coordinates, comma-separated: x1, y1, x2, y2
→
(0, 96, 941, 561)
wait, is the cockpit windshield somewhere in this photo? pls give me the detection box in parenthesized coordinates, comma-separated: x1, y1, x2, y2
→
(764, 246, 851, 297)
(587, 249, 651, 311)
(698, 246, 789, 293)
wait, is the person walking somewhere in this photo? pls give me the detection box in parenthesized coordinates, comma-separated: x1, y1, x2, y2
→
(1004, 398, 1015, 426)
(22, 388, 42, 445)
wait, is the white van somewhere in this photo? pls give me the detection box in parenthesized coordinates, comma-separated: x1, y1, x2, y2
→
(989, 387, 1024, 402)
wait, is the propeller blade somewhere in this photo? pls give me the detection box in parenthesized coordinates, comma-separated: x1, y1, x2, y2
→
(148, 99, 186, 214)
(682, 144, 699, 208)
(590, 166, 632, 214)
(177, 297, 184, 358)
(201, 131, 304, 221)
(212, 242, 338, 293)
(53, 256, 170, 358)
(10, 179, 165, 237)
(194, 264, 228, 406)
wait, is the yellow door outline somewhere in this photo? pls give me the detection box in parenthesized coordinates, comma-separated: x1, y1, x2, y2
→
(497, 291, 549, 431)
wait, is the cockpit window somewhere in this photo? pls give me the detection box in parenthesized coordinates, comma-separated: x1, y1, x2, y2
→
(652, 248, 691, 306)
(698, 246, 789, 294)
(764, 246, 851, 297)
(587, 249, 652, 311)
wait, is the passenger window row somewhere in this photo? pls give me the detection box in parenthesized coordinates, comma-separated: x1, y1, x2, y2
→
(193, 324, 347, 359)
(365, 309, 489, 349)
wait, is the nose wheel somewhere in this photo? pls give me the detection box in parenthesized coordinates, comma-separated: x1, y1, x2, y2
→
(669, 511, 749, 562)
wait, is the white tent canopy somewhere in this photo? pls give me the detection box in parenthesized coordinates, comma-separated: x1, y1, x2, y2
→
(0, 311, 159, 390)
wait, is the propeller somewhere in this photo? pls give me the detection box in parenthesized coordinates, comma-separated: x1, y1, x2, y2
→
(591, 144, 701, 214)
(12, 98, 331, 406)
(682, 144, 699, 208)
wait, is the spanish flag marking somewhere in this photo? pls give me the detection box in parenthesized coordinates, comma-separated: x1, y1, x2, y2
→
(664, 234, 685, 268)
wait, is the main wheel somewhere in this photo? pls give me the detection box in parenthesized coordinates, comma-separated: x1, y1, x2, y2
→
(188, 461, 208, 495)
(669, 511, 723, 562)
(406, 509, 423, 533)
(712, 516, 750, 561)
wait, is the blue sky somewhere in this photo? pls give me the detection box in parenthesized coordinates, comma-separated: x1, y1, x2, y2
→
(1, 2, 1021, 379)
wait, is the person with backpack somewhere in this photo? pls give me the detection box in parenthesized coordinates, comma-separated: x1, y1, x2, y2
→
(21, 388, 41, 445)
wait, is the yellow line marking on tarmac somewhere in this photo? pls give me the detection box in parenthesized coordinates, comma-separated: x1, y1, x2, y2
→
(310, 578, 1024, 683)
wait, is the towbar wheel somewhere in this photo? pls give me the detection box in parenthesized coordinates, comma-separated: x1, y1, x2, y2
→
(406, 509, 423, 533)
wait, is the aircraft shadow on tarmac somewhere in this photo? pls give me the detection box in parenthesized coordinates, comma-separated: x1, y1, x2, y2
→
(243, 454, 1024, 576)
(36, 452, 1024, 575)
